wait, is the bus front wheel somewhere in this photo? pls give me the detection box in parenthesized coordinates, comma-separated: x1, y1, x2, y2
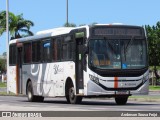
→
(115, 96, 128, 105)
(66, 84, 82, 104)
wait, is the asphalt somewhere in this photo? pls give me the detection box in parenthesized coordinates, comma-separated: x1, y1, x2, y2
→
(0, 86, 160, 102)
(0, 86, 159, 94)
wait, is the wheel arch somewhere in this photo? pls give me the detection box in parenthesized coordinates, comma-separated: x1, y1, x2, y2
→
(65, 77, 74, 96)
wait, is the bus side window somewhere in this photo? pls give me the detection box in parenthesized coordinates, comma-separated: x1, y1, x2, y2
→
(9, 45, 17, 65)
(52, 39, 61, 61)
(53, 39, 57, 61)
(68, 42, 75, 60)
(62, 36, 74, 61)
(42, 40, 51, 62)
(62, 44, 68, 60)
(32, 41, 41, 63)
(57, 39, 61, 61)
(23, 43, 32, 64)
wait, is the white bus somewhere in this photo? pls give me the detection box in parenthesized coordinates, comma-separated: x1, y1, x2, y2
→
(8, 24, 149, 105)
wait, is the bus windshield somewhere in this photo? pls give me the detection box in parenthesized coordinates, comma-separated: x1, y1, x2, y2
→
(89, 39, 147, 69)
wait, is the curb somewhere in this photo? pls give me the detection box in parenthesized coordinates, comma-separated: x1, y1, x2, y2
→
(129, 98, 160, 102)
(149, 90, 160, 92)
(0, 87, 7, 92)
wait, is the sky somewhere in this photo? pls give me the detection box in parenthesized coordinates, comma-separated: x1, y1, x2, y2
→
(0, 0, 160, 55)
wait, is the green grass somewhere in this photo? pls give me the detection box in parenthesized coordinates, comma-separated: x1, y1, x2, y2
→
(129, 96, 160, 102)
(130, 95, 160, 99)
(0, 91, 16, 96)
(0, 92, 8, 95)
(0, 82, 7, 87)
(149, 86, 160, 91)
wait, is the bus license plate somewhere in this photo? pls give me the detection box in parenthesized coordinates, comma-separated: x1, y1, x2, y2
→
(117, 91, 127, 95)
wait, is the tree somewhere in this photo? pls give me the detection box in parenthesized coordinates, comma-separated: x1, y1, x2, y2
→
(64, 22, 76, 27)
(145, 21, 160, 84)
(0, 59, 6, 73)
(0, 11, 34, 39)
(63, 22, 98, 27)
(2, 52, 6, 57)
(90, 22, 98, 26)
(0, 11, 6, 36)
(79, 24, 86, 26)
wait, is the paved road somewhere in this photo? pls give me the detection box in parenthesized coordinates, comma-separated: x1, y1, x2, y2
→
(0, 96, 160, 111)
(1, 96, 160, 119)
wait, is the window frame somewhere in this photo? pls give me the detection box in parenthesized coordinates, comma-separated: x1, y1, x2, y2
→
(32, 40, 42, 64)
(23, 42, 32, 64)
(9, 44, 17, 66)
(61, 35, 75, 61)
(42, 39, 52, 63)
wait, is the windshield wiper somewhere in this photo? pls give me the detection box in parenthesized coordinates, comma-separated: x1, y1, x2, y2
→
(124, 36, 134, 61)
(107, 40, 118, 55)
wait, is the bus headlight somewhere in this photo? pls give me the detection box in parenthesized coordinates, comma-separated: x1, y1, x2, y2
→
(89, 74, 99, 84)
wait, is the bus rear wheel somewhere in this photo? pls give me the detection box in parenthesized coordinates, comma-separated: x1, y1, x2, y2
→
(115, 96, 128, 105)
(27, 81, 44, 102)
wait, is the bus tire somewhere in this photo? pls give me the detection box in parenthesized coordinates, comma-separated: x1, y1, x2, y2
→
(66, 84, 82, 104)
(36, 96, 44, 102)
(115, 96, 128, 105)
(69, 87, 82, 104)
(27, 81, 44, 102)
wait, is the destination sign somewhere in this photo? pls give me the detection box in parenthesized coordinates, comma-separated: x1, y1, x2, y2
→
(93, 27, 142, 36)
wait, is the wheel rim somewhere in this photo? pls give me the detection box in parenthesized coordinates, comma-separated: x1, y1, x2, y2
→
(28, 89, 32, 99)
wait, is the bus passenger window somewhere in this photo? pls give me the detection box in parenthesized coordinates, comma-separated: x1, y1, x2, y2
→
(23, 43, 32, 64)
(62, 44, 68, 60)
(68, 42, 75, 60)
(53, 40, 57, 61)
(32, 41, 41, 63)
(53, 39, 61, 61)
(9, 45, 17, 65)
(43, 41, 51, 62)
(57, 40, 61, 61)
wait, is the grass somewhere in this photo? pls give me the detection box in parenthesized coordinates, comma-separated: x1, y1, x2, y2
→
(0, 82, 7, 87)
(149, 86, 160, 91)
(0, 92, 8, 95)
(130, 95, 160, 99)
(0, 91, 16, 96)
(129, 96, 160, 102)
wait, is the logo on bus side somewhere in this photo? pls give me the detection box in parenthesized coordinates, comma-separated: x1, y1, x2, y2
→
(53, 64, 64, 74)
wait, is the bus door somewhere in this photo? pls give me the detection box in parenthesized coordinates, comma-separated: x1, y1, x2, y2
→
(75, 31, 86, 94)
(17, 43, 23, 94)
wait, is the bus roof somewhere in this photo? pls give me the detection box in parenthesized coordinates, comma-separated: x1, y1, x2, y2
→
(94, 23, 124, 26)
(9, 24, 142, 45)
(36, 27, 74, 35)
(9, 26, 89, 44)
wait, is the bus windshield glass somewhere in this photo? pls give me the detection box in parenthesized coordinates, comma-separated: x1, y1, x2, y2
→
(89, 39, 147, 69)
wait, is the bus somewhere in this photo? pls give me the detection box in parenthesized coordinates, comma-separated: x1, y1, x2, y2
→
(8, 24, 149, 105)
